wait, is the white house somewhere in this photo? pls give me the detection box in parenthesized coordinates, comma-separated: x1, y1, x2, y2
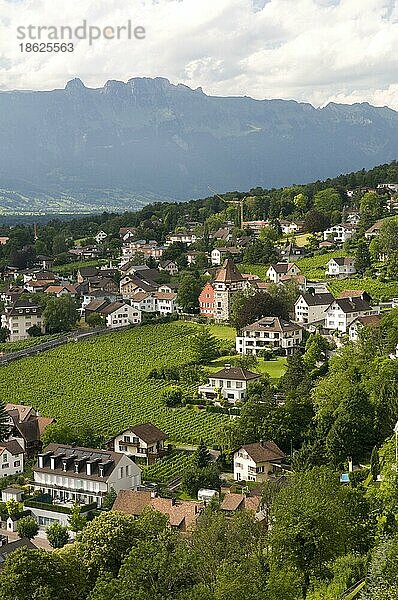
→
(101, 302, 141, 328)
(326, 257, 356, 277)
(325, 295, 380, 333)
(131, 292, 156, 313)
(266, 263, 301, 284)
(365, 219, 385, 239)
(198, 365, 260, 404)
(236, 317, 302, 356)
(153, 292, 180, 314)
(165, 231, 197, 246)
(279, 220, 304, 235)
(95, 230, 108, 244)
(158, 260, 179, 276)
(130, 291, 180, 316)
(0, 441, 24, 478)
(1, 300, 45, 341)
(294, 292, 335, 324)
(233, 441, 285, 483)
(323, 223, 357, 243)
(107, 423, 167, 465)
(44, 284, 77, 298)
(211, 247, 242, 266)
(348, 315, 381, 342)
(30, 444, 141, 527)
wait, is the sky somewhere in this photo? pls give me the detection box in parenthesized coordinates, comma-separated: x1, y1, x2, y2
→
(1, 0, 398, 109)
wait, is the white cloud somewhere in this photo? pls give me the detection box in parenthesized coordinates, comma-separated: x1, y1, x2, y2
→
(0, 0, 398, 109)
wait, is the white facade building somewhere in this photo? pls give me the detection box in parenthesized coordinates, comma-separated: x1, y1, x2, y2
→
(294, 292, 335, 324)
(233, 441, 285, 483)
(101, 302, 141, 328)
(198, 366, 260, 404)
(236, 317, 302, 355)
(326, 257, 356, 277)
(211, 247, 242, 266)
(266, 263, 301, 284)
(108, 423, 167, 465)
(1, 300, 45, 341)
(0, 441, 24, 478)
(95, 231, 108, 244)
(323, 223, 356, 243)
(33, 444, 141, 508)
(325, 296, 380, 333)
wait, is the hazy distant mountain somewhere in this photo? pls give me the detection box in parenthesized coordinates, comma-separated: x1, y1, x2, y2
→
(1, 76, 398, 214)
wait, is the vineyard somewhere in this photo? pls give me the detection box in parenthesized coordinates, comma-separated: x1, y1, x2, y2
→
(0, 333, 64, 354)
(0, 322, 228, 445)
(327, 277, 398, 301)
(142, 452, 195, 483)
(295, 251, 347, 280)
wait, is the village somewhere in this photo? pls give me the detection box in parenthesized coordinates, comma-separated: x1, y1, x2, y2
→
(0, 179, 396, 559)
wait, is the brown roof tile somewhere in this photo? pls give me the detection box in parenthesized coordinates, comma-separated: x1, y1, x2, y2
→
(241, 441, 285, 464)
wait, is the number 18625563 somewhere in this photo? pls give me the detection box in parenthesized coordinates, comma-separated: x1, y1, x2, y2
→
(19, 42, 74, 52)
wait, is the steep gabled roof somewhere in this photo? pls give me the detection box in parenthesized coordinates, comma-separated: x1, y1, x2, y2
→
(99, 301, 126, 316)
(5, 404, 35, 422)
(329, 257, 355, 266)
(332, 297, 372, 313)
(365, 219, 385, 234)
(0, 440, 24, 456)
(214, 258, 243, 283)
(129, 423, 167, 443)
(241, 441, 285, 464)
(298, 292, 335, 307)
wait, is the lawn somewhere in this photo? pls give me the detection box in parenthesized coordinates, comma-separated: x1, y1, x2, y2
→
(239, 263, 269, 280)
(206, 356, 287, 380)
(293, 233, 311, 247)
(0, 322, 227, 445)
(207, 324, 236, 341)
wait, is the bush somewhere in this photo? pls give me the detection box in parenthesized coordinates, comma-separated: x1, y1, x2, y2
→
(259, 349, 275, 360)
(46, 522, 69, 548)
(16, 516, 39, 540)
(160, 385, 183, 407)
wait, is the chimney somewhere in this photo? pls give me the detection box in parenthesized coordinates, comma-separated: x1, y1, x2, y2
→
(260, 439, 264, 447)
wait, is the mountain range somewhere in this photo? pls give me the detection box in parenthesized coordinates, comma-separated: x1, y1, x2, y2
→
(1, 76, 398, 214)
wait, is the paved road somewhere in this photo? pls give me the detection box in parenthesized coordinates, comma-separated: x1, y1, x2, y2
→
(0, 326, 125, 366)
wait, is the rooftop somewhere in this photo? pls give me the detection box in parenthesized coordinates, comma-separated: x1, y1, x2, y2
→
(240, 441, 285, 464)
(34, 443, 131, 482)
(211, 366, 260, 381)
(214, 258, 243, 283)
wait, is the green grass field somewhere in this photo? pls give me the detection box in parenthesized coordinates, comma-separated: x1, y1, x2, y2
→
(207, 324, 236, 341)
(0, 323, 227, 445)
(207, 356, 287, 380)
(239, 264, 269, 280)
